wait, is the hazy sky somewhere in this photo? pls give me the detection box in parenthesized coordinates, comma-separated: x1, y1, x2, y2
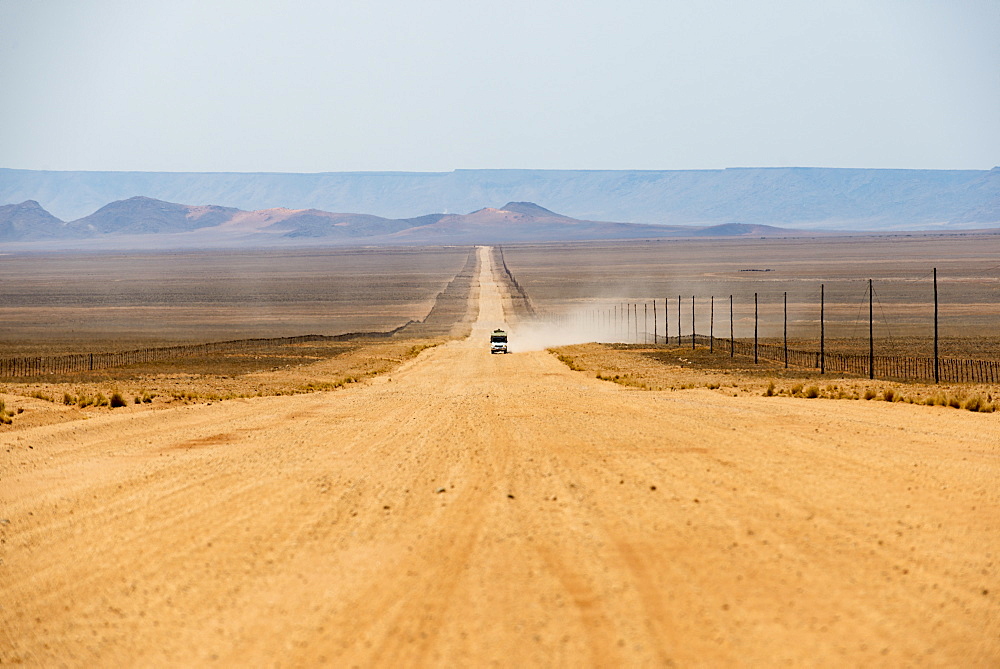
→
(1, 0, 997, 172)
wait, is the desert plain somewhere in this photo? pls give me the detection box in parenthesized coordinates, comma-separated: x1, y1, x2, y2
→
(1, 237, 999, 666)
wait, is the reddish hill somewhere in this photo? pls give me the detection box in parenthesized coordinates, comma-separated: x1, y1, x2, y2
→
(0, 196, 810, 248)
(385, 202, 693, 243)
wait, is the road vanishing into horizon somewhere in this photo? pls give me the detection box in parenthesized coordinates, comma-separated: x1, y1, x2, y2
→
(2, 247, 998, 666)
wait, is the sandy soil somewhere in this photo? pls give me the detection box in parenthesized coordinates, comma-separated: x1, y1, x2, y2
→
(2, 247, 998, 666)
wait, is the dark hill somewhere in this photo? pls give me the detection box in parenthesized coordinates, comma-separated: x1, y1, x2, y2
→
(383, 204, 696, 244)
(0, 200, 67, 240)
(0, 197, 812, 248)
(69, 196, 241, 235)
(3, 167, 997, 231)
(272, 210, 417, 238)
(499, 202, 569, 218)
(692, 223, 793, 237)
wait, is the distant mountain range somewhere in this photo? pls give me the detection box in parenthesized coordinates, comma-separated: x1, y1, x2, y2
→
(0, 197, 802, 248)
(2, 167, 998, 232)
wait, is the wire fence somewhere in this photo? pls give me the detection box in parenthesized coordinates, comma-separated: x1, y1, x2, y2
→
(574, 266, 998, 385)
(644, 333, 1000, 384)
(494, 246, 537, 318)
(0, 248, 484, 379)
(0, 331, 405, 379)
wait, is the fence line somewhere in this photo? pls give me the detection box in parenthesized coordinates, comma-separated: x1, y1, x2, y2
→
(494, 246, 537, 318)
(646, 333, 999, 384)
(1, 248, 487, 379)
(0, 328, 420, 379)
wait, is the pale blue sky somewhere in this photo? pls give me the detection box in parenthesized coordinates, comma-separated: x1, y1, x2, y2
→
(1, 0, 997, 172)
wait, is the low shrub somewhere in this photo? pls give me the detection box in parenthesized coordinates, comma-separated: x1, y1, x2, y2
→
(883, 388, 895, 402)
(764, 381, 775, 397)
(0, 400, 11, 425)
(963, 395, 982, 412)
(595, 372, 646, 389)
(556, 354, 584, 371)
(109, 391, 126, 408)
(804, 385, 820, 398)
(863, 389, 877, 400)
(407, 343, 439, 357)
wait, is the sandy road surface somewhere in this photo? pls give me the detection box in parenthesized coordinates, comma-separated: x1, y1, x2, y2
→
(2, 247, 998, 667)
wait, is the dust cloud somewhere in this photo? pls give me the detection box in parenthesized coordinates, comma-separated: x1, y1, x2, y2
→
(506, 311, 633, 352)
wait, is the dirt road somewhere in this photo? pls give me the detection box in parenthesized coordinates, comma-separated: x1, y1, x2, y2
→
(2, 247, 998, 666)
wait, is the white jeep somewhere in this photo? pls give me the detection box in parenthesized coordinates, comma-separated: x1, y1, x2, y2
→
(490, 329, 509, 354)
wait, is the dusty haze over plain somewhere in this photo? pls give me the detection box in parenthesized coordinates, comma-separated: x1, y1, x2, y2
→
(1, 0, 998, 173)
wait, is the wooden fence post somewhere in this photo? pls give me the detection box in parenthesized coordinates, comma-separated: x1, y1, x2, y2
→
(729, 295, 734, 358)
(664, 298, 669, 344)
(869, 278, 874, 380)
(783, 291, 788, 369)
(820, 284, 825, 374)
(754, 292, 758, 364)
(934, 267, 939, 383)
(691, 295, 696, 350)
(677, 295, 681, 347)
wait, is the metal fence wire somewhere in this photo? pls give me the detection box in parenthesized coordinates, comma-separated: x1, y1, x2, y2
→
(646, 333, 999, 384)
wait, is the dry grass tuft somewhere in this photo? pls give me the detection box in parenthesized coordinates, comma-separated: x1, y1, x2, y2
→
(0, 338, 448, 427)
(595, 373, 649, 389)
(550, 342, 1000, 416)
(555, 353, 585, 371)
(963, 395, 984, 412)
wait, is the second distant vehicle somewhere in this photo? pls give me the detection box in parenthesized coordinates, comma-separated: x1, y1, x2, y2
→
(490, 329, 509, 354)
